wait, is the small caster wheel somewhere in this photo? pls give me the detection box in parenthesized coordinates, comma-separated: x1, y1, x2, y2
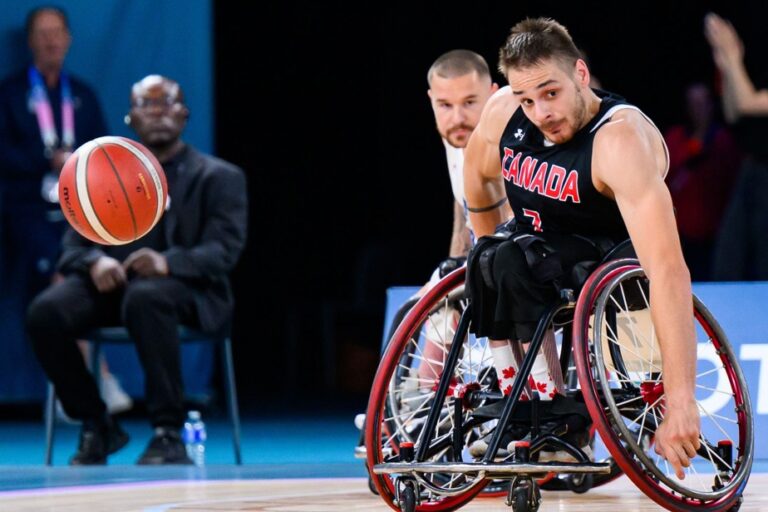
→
(511, 486, 530, 512)
(530, 482, 541, 512)
(510, 480, 541, 512)
(399, 481, 416, 512)
(728, 496, 743, 511)
(565, 473, 594, 494)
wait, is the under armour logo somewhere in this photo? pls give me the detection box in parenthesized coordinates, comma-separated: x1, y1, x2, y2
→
(514, 128, 525, 140)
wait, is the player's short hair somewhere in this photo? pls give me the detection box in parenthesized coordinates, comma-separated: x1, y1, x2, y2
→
(427, 50, 491, 86)
(498, 18, 582, 75)
(26, 6, 70, 37)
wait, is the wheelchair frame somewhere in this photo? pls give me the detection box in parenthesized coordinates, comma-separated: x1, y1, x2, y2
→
(365, 259, 753, 512)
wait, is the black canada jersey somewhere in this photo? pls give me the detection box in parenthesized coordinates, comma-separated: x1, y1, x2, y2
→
(499, 90, 657, 242)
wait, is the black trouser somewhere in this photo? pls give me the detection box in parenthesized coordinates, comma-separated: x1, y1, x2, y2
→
(26, 274, 199, 429)
(468, 231, 602, 341)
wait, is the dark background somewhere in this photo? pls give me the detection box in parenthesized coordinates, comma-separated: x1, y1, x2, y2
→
(214, 1, 768, 408)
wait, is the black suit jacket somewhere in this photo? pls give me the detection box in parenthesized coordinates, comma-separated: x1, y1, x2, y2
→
(58, 145, 248, 335)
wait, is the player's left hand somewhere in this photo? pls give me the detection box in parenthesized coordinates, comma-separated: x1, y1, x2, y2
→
(653, 398, 701, 480)
(123, 248, 169, 277)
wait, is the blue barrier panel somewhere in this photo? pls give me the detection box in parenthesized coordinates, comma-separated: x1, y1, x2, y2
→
(382, 282, 768, 458)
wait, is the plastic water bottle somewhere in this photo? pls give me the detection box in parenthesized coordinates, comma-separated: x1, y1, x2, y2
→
(183, 410, 207, 466)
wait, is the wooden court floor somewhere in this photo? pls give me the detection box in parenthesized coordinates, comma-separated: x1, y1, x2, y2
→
(1, 474, 766, 511)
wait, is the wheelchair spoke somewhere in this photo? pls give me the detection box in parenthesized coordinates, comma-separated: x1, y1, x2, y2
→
(408, 353, 446, 370)
(608, 292, 657, 365)
(408, 333, 445, 382)
(578, 264, 752, 507)
(698, 434, 734, 474)
(696, 364, 724, 379)
(619, 393, 662, 427)
(385, 391, 433, 420)
(611, 377, 646, 385)
(394, 374, 433, 388)
(697, 401, 738, 444)
(424, 336, 451, 360)
(609, 366, 650, 388)
(604, 320, 662, 373)
(613, 394, 645, 408)
(686, 462, 708, 489)
(383, 406, 429, 435)
(699, 409, 738, 425)
(663, 459, 672, 478)
(615, 283, 648, 371)
(397, 392, 435, 405)
(426, 306, 455, 348)
(695, 383, 734, 396)
(467, 333, 473, 378)
(650, 402, 662, 429)
(635, 405, 653, 446)
(394, 368, 435, 388)
(383, 397, 433, 440)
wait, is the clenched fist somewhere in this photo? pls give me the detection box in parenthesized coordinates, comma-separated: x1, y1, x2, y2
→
(123, 248, 169, 277)
(90, 256, 127, 292)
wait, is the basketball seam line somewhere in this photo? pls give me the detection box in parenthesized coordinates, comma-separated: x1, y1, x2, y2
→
(75, 141, 122, 245)
(123, 140, 164, 227)
(94, 141, 138, 241)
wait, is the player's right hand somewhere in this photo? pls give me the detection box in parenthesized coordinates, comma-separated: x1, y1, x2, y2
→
(653, 398, 701, 480)
(90, 256, 127, 292)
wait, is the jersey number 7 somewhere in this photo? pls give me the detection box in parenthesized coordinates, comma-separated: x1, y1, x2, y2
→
(523, 208, 542, 232)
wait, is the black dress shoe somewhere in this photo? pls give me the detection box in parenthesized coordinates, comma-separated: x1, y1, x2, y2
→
(137, 427, 193, 465)
(69, 417, 130, 465)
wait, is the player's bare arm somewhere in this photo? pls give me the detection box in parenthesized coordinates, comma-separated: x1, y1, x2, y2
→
(594, 109, 700, 480)
(448, 200, 472, 257)
(464, 86, 518, 237)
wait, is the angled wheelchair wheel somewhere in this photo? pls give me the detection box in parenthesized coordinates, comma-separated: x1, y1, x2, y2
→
(372, 278, 524, 500)
(574, 260, 753, 511)
(366, 267, 492, 511)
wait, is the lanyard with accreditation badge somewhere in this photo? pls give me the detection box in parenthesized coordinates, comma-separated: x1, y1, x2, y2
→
(28, 65, 75, 203)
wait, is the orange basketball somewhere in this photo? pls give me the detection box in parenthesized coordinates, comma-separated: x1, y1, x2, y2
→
(58, 136, 168, 245)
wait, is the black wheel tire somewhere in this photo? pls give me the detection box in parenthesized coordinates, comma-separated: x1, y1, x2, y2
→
(400, 481, 416, 512)
(511, 486, 530, 512)
(565, 473, 594, 494)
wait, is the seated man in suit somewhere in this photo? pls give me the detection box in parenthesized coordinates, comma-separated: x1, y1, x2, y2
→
(26, 75, 248, 465)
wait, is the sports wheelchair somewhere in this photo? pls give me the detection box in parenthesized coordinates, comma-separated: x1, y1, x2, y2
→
(364, 253, 753, 511)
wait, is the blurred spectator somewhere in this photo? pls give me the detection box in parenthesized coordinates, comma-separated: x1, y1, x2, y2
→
(664, 82, 741, 281)
(0, 6, 107, 296)
(0, 6, 131, 413)
(705, 13, 768, 280)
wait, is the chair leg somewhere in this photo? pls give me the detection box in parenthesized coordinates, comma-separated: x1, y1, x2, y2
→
(90, 342, 102, 392)
(221, 338, 242, 464)
(44, 382, 56, 465)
